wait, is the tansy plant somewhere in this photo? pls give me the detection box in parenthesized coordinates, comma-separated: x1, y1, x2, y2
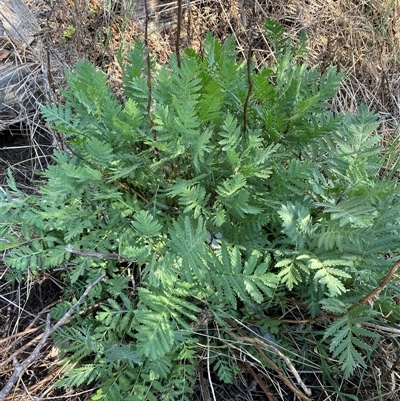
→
(1, 18, 400, 401)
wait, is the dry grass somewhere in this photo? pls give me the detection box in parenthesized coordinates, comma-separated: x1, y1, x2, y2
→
(1, 0, 400, 400)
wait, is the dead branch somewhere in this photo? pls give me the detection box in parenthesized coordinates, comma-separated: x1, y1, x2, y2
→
(0, 274, 105, 401)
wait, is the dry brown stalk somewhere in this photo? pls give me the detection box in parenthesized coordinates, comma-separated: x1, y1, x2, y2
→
(0, 274, 105, 401)
(239, 361, 280, 401)
(0, 332, 44, 369)
(0, 326, 41, 346)
(280, 259, 400, 324)
(225, 319, 312, 399)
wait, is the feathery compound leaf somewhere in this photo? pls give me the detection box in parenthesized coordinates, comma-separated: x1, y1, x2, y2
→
(41, 102, 79, 134)
(211, 244, 279, 308)
(197, 80, 224, 124)
(316, 220, 356, 251)
(164, 175, 208, 198)
(64, 60, 111, 116)
(135, 286, 198, 359)
(192, 128, 213, 172)
(55, 364, 101, 388)
(218, 113, 242, 151)
(278, 202, 314, 248)
(104, 344, 141, 366)
(80, 137, 114, 166)
(264, 17, 290, 58)
(134, 309, 175, 360)
(275, 257, 309, 291)
(306, 257, 352, 297)
(323, 305, 379, 378)
(95, 295, 135, 336)
(342, 104, 380, 147)
(319, 298, 348, 314)
(243, 253, 279, 303)
(169, 216, 209, 283)
(318, 198, 378, 228)
(178, 185, 209, 218)
(4, 246, 40, 272)
(319, 66, 345, 101)
(216, 174, 247, 197)
(213, 359, 236, 384)
(131, 210, 162, 237)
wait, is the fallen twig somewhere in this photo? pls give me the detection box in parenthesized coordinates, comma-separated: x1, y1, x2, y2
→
(0, 274, 105, 401)
(281, 260, 400, 324)
(239, 361, 279, 401)
(227, 330, 312, 400)
(65, 244, 129, 261)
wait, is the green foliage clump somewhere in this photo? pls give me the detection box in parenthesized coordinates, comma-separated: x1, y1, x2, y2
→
(1, 18, 400, 400)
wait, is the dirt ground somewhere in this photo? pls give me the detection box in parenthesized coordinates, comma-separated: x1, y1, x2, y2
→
(1, 0, 400, 400)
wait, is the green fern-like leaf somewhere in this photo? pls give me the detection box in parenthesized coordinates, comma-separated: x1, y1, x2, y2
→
(216, 174, 247, 197)
(210, 243, 279, 308)
(103, 344, 141, 367)
(169, 216, 209, 283)
(305, 256, 352, 297)
(135, 285, 199, 359)
(131, 210, 162, 237)
(319, 198, 378, 228)
(278, 201, 314, 248)
(178, 185, 209, 218)
(55, 364, 101, 388)
(264, 17, 291, 59)
(4, 246, 41, 272)
(213, 358, 236, 384)
(323, 305, 380, 378)
(218, 113, 241, 152)
(40, 103, 79, 135)
(276, 254, 309, 291)
(80, 137, 114, 166)
(96, 294, 136, 337)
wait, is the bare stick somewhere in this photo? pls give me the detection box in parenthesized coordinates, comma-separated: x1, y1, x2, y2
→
(176, 0, 182, 68)
(205, 324, 216, 401)
(65, 244, 129, 261)
(239, 361, 279, 401)
(228, 331, 312, 399)
(243, 42, 253, 134)
(0, 274, 105, 401)
(348, 260, 400, 312)
(280, 260, 400, 324)
(382, 352, 400, 382)
(226, 318, 312, 398)
(143, 0, 155, 136)
(243, 8, 255, 134)
(185, 0, 192, 47)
